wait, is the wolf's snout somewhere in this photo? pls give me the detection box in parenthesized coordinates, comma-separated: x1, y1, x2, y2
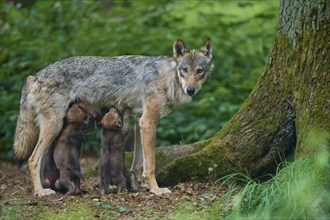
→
(186, 87, 195, 96)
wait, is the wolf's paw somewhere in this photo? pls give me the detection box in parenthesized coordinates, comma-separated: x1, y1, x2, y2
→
(150, 187, 171, 196)
(34, 188, 56, 197)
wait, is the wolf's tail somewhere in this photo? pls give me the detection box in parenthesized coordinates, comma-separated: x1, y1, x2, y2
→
(13, 76, 39, 159)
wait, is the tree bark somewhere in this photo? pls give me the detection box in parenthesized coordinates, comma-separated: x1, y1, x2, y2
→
(155, 0, 330, 186)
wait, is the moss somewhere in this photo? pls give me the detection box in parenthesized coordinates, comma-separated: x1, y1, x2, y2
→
(155, 151, 167, 169)
(224, 118, 242, 137)
(278, 27, 330, 156)
(191, 139, 211, 151)
(300, 130, 330, 155)
(42, 200, 97, 219)
(290, 27, 330, 155)
(237, 95, 254, 114)
(157, 141, 233, 186)
(157, 151, 208, 186)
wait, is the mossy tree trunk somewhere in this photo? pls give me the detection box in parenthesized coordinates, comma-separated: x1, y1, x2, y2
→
(155, 0, 330, 186)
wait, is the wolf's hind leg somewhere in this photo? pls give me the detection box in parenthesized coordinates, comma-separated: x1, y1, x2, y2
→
(100, 147, 111, 194)
(28, 114, 64, 197)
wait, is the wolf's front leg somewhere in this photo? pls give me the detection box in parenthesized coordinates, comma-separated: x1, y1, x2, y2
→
(130, 117, 143, 191)
(139, 102, 171, 196)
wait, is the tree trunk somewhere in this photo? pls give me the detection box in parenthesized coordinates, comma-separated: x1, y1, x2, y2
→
(155, 0, 330, 187)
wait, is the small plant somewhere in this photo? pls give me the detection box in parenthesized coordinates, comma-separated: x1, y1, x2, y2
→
(94, 200, 129, 213)
(208, 163, 218, 175)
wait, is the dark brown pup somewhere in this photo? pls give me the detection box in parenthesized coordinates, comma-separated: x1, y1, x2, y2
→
(42, 104, 86, 195)
(99, 107, 131, 194)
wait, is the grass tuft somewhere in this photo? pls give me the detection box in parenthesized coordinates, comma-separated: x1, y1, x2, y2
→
(168, 133, 330, 220)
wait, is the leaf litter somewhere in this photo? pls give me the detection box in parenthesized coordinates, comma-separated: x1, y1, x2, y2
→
(0, 156, 226, 219)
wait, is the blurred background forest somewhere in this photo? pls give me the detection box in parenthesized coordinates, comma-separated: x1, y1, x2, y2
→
(0, 0, 279, 160)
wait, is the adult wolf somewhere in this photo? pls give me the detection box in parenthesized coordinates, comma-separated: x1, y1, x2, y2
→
(14, 38, 213, 196)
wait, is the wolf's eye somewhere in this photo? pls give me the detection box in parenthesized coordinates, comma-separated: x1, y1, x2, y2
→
(197, 69, 204, 74)
(197, 69, 204, 79)
(182, 67, 188, 73)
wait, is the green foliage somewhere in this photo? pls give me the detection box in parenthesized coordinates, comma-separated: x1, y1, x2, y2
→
(95, 200, 129, 213)
(168, 133, 330, 219)
(221, 142, 329, 219)
(0, 0, 279, 160)
(41, 201, 96, 220)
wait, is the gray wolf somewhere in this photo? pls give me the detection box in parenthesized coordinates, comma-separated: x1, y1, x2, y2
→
(99, 107, 131, 194)
(13, 38, 213, 196)
(47, 104, 86, 195)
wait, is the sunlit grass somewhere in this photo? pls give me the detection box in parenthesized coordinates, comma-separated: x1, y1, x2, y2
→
(40, 201, 97, 220)
(168, 133, 330, 220)
(222, 149, 329, 219)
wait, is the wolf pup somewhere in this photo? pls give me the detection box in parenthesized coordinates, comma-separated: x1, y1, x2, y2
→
(13, 38, 213, 196)
(53, 104, 86, 195)
(42, 104, 97, 193)
(99, 107, 131, 194)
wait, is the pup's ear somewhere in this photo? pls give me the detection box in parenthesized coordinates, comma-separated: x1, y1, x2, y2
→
(199, 38, 212, 59)
(173, 39, 188, 59)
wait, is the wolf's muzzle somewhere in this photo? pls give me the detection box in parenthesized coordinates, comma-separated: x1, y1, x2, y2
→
(186, 87, 195, 96)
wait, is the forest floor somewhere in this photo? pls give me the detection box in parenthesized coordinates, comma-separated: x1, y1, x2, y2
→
(0, 156, 227, 219)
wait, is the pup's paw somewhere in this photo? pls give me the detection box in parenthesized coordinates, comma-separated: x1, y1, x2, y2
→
(35, 188, 56, 197)
(150, 187, 171, 196)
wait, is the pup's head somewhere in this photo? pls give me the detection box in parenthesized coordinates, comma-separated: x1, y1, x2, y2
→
(99, 107, 122, 130)
(173, 38, 213, 96)
(65, 104, 87, 123)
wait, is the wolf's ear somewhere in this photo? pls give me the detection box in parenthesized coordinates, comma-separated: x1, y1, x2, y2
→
(173, 39, 188, 59)
(199, 38, 212, 59)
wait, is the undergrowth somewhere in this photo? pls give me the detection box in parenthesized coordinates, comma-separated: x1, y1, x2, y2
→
(169, 133, 330, 220)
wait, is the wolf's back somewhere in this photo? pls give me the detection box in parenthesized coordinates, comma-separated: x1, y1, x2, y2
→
(13, 76, 39, 159)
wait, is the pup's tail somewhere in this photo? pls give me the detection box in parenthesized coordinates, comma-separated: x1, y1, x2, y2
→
(13, 76, 39, 159)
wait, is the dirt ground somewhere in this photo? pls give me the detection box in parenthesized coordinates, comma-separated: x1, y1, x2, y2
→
(0, 156, 226, 219)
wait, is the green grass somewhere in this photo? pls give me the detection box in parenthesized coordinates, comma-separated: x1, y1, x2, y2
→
(40, 202, 96, 220)
(224, 151, 329, 219)
(168, 133, 330, 220)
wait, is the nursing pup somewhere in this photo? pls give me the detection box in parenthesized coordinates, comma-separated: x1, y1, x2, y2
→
(99, 107, 131, 194)
(42, 104, 86, 195)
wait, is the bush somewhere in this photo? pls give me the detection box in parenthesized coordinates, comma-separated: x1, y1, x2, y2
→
(0, 0, 279, 160)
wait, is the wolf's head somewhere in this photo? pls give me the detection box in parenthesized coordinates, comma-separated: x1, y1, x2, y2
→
(173, 38, 213, 96)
